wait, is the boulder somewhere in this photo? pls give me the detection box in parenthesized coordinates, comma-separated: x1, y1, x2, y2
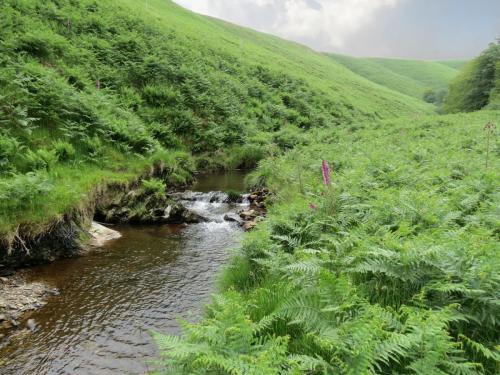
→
(87, 222, 122, 248)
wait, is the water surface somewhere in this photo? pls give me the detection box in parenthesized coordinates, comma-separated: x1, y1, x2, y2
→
(0, 171, 247, 374)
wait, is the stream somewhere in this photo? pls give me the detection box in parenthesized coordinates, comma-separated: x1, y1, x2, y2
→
(0, 171, 248, 375)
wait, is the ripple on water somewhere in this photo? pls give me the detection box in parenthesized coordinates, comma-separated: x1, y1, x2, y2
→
(0, 186, 247, 375)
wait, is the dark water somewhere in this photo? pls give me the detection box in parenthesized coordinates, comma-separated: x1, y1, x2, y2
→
(192, 170, 247, 192)
(0, 171, 248, 375)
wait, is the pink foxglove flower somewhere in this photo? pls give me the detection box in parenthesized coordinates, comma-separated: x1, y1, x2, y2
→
(322, 160, 331, 186)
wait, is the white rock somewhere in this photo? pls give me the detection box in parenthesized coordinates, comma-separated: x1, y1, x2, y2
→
(26, 318, 36, 331)
(87, 222, 122, 248)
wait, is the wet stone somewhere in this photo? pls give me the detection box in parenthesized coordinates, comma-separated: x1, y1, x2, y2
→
(239, 210, 257, 220)
(243, 221, 258, 231)
(26, 319, 36, 331)
(48, 288, 60, 296)
(224, 213, 243, 224)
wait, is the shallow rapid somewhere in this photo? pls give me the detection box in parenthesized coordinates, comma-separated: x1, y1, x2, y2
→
(0, 171, 248, 374)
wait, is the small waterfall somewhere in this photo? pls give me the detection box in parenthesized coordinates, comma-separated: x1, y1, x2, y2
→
(173, 191, 249, 225)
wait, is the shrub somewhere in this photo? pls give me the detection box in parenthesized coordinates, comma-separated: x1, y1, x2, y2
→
(0, 134, 23, 173)
(23, 148, 58, 172)
(423, 89, 437, 103)
(53, 140, 76, 162)
(273, 125, 307, 150)
(147, 122, 183, 149)
(15, 30, 69, 60)
(141, 84, 183, 107)
(223, 144, 268, 170)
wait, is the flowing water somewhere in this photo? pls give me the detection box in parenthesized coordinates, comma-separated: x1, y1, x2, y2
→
(0, 171, 248, 375)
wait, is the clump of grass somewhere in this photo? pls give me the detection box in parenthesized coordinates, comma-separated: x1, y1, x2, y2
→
(140, 178, 166, 198)
(226, 189, 241, 202)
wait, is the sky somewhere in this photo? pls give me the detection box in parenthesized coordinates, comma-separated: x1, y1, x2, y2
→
(173, 0, 500, 60)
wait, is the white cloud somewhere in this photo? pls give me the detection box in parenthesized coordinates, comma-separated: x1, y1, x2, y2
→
(174, 0, 403, 51)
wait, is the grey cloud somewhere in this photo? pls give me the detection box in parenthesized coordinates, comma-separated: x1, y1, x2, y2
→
(174, 0, 500, 59)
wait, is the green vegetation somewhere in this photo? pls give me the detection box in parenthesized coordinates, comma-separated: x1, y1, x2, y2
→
(438, 60, 469, 70)
(422, 88, 448, 106)
(328, 54, 464, 102)
(445, 41, 500, 113)
(1, 0, 498, 373)
(0, 0, 430, 244)
(154, 111, 500, 374)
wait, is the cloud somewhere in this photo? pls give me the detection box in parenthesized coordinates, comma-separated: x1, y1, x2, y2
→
(174, 0, 403, 51)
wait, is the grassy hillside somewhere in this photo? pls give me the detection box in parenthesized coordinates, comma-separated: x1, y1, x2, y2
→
(438, 59, 469, 70)
(329, 54, 463, 100)
(154, 110, 500, 374)
(0, 0, 431, 243)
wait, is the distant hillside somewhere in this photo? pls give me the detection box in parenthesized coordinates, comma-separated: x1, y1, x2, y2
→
(328, 54, 465, 100)
(437, 59, 468, 70)
(0, 0, 431, 241)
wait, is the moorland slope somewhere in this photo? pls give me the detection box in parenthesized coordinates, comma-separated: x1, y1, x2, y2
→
(329, 53, 464, 100)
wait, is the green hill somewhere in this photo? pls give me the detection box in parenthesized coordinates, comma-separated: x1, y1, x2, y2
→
(0, 0, 431, 243)
(328, 53, 464, 100)
(437, 59, 468, 70)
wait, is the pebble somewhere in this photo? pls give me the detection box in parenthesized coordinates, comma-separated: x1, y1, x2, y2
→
(243, 221, 258, 231)
(239, 209, 257, 220)
(0, 274, 50, 336)
(48, 288, 60, 296)
(26, 319, 36, 331)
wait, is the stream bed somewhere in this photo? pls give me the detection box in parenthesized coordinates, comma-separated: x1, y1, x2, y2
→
(0, 171, 248, 375)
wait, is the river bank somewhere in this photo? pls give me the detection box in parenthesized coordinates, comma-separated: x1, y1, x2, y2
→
(0, 170, 269, 374)
(0, 221, 121, 342)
